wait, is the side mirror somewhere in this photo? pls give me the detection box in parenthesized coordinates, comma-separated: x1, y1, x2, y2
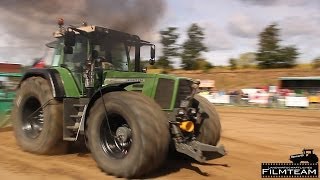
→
(149, 59, 155, 65)
(150, 45, 155, 59)
(149, 45, 156, 65)
(64, 46, 73, 54)
(64, 29, 76, 47)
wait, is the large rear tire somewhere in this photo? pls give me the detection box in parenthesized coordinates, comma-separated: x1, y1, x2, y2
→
(86, 91, 170, 178)
(12, 77, 66, 154)
(194, 94, 221, 145)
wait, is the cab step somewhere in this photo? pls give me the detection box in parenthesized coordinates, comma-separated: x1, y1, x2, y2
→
(66, 122, 80, 131)
(73, 104, 85, 107)
(63, 137, 77, 141)
(70, 114, 83, 118)
(63, 98, 89, 141)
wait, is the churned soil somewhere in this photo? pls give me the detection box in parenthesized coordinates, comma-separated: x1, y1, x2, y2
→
(0, 106, 319, 180)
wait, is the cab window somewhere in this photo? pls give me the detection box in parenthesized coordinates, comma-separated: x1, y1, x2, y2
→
(63, 35, 88, 72)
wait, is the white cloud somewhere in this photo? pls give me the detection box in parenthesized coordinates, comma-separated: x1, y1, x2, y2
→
(199, 21, 234, 50)
(227, 14, 262, 38)
(275, 16, 320, 62)
(279, 16, 320, 38)
(240, 0, 313, 7)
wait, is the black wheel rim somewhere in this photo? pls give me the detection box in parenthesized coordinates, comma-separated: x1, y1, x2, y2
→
(21, 97, 44, 139)
(100, 112, 132, 159)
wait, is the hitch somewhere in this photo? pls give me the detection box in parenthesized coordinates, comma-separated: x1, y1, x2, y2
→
(175, 140, 226, 162)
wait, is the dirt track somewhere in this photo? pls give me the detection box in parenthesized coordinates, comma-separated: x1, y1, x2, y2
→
(0, 106, 319, 180)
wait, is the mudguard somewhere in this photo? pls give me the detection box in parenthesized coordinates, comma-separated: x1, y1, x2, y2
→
(81, 81, 139, 132)
(19, 68, 65, 98)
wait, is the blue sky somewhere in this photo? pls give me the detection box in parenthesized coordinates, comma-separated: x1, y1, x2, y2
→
(0, 0, 320, 66)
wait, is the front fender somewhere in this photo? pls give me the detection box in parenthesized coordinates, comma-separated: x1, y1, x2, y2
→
(19, 68, 65, 98)
(81, 82, 139, 132)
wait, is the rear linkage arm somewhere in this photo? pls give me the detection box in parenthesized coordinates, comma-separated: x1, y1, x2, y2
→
(175, 140, 226, 162)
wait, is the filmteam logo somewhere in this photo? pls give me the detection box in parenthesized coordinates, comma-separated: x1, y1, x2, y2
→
(261, 149, 318, 178)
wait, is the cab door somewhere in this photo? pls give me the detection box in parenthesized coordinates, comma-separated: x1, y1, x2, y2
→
(62, 35, 89, 95)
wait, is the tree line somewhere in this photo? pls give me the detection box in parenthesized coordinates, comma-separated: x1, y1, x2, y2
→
(154, 23, 212, 71)
(157, 23, 319, 70)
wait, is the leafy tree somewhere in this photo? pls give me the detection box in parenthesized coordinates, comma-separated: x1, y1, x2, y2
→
(256, 23, 298, 68)
(256, 24, 281, 68)
(277, 46, 298, 68)
(156, 57, 171, 69)
(229, 58, 237, 70)
(312, 57, 320, 69)
(157, 27, 179, 69)
(238, 52, 256, 68)
(195, 58, 214, 71)
(181, 23, 208, 70)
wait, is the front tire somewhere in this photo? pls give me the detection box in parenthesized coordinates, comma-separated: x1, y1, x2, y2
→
(12, 77, 66, 154)
(86, 91, 170, 178)
(194, 94, 221, 145)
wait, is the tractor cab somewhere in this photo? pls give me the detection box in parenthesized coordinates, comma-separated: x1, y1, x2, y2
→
(50, 21, 155, 71)
(303, 149, 314, 155)
(48, 20, 156, 96)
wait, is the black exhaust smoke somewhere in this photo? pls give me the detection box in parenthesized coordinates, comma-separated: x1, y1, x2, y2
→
(0, 0, 166, 64)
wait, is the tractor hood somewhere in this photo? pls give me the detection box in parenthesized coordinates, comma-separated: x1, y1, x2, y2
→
(103, 71, 191, 85)
(103, 71, 193, 110)
(290, 154, 304, 158)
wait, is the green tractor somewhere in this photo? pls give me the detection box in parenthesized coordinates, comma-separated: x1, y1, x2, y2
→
(12, 20, 225, 178)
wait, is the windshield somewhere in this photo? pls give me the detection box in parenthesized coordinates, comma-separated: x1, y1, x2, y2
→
(61, 32, 153, 72)
(93, 42, 130, 71)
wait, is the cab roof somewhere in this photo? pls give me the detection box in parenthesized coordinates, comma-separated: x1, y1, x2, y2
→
(53, 25, 152, 46)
